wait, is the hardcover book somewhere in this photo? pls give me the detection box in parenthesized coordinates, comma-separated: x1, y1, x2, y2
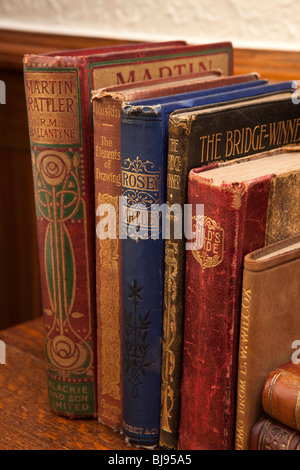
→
(162, 85, 300, 448)
(24, 40, 233, 418)
(178, 147, 300, 450)
(262, 360, 300, 432)
(250, 415, 300, 450)
(120, 81, 291, 447)
(235, 234, 300, 450)
(92, 69, 222, 430)
(92, 71, 260, 430)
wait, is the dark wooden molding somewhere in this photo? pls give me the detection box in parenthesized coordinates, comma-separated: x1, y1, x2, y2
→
(0, 29, 133, 70)
(1, 28, 300, 80)
(234, 47, 300, 81)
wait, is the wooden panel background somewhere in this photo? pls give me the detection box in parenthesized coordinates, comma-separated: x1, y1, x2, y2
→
(0, 29, 300, 329)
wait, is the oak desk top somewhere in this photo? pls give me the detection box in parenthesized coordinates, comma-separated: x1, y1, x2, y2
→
(0, 317, 128, 450)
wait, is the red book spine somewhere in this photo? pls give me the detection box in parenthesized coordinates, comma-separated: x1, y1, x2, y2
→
(178, 169, 271, 450)
(250, 415, 300, 450)
(24, 55, 97, 418)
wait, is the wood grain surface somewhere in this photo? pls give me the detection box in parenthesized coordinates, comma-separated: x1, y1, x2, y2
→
(0, 318, 129, 450)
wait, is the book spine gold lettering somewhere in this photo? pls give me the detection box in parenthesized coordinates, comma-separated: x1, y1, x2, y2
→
(24, 70, 81, 147)
(235, 285, 252, 450)
(93, 95, 123, 430)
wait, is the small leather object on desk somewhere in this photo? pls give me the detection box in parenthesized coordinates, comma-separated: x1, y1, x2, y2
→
(0, 317, 128, 450)
(262, 361, 300, 432)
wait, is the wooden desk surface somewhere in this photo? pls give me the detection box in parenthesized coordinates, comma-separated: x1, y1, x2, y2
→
(0, 317, 129, 450)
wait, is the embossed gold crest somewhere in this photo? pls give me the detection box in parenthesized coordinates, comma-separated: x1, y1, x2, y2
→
(192, 216, 224, 269)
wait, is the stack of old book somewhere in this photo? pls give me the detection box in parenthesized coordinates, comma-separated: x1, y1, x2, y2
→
(250, 359, 300, 450)
(179, 153, 300, 451)
(23, 39, 300, 450)
(235, 234, 300, 450)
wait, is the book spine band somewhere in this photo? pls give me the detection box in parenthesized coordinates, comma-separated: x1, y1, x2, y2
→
(262, 368, 300, 431)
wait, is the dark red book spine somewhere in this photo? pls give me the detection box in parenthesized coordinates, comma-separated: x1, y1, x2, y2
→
(178, 169, 271, 450)
(24, 54, 97, 418)
(250, 415, 300, 450)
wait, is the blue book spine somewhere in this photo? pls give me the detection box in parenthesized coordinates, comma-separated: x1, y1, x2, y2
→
(121, 106, 165, 446)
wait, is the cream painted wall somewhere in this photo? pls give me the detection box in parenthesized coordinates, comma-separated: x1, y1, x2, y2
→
(0, 0, 299, 51)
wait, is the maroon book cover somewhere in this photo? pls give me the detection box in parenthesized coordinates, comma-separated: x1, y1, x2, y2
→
(23, 40, 232, 419)
(178, 148, 300, 449)
(250, 415, 300, 450)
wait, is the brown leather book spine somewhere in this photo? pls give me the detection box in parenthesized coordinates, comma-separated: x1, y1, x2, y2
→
(93, 93, 123, 429)
(235, 235, 300, 450)
(262, 362, 300, 432)
(250, 415, 300, 450)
